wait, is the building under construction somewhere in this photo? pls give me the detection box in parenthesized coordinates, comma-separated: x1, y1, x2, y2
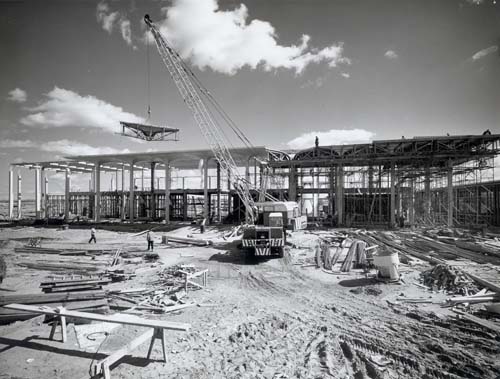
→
(7, 133, 500, 228)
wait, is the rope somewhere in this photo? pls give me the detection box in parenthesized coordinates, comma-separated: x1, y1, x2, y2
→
(87, 331, 110, 378)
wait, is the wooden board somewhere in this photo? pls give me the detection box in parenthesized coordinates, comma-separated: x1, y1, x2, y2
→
(3, 304, 191, 331)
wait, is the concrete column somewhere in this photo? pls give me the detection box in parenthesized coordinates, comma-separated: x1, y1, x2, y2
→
(288, 167, 297, 202)
(40, 169, 46, 219)
(253, 159, 257, 187)
(150, 162, 155, 219)
(447, 160, 454, 227)
(129, 162, 134, 222)
(35, 167, 41, 219)
(216, 162, 221, 222)
(121, 166, 126, 221)
(203, 158, 209, 220)
(368, 165, 374, 195)
(95, 163, 101, 222)
(409, 178, 415, 228)
(328, 167, 334, 217)
(141, 168, 144, 191)
(8, 169, 14, 219)
(183, 191, 188, 221)
(17, 173, 22, 219)
(424, 165, 431, 220)
(390, 162, 396, 228)
(43, 174, 48, 219)
(336, 165, 344, 226)
(227, 169, 232, 217)
(164, 162, 170, 224)
(64, 169, 70, 220)
(378, 165, 382, 222)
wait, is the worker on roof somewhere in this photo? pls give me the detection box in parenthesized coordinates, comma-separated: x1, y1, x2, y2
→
(315, 136, 319, 148)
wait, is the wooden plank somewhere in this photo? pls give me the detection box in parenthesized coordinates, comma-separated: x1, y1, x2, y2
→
(94, 328, 155, 376)
(465, 272, 500, 293)
(453, 309, 500, 334)
(3, 304, 191, 331)
(0, 290, 105, 306)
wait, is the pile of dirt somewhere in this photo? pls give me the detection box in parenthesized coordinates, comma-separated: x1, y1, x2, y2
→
(421, 264, 478, 294)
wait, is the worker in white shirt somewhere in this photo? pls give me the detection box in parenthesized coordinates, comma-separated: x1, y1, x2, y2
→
(147, 230, 155, 251)
(88, 227, 97, 244)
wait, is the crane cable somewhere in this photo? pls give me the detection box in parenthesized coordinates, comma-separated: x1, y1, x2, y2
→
(146, 35, 152, 122)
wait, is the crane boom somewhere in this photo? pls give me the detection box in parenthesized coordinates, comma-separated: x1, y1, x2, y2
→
(144, 15, 257, 222)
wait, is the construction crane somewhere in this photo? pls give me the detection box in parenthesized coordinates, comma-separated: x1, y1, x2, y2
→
(144, 14, 260, 223)
(144, 15, 306, 256)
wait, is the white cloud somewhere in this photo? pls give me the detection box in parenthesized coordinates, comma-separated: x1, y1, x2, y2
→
(120, 19, 134, 47)
(384, 50, 398, 59)
(7, 88, 27, 103)
(287, 129, 375, 150)
(471, 45, 498, 61)
(466, 0, 484, 4)
(153, 0, 350, 75)
(20, 87, 143, 133)
(96, 2, 119, 33)
(97, 2, 136, 48)
(341, 72, 350, 78)
(0, 139, 129, 156)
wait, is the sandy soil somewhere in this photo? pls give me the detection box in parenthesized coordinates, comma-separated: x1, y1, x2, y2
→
(0, 226, 499, 379)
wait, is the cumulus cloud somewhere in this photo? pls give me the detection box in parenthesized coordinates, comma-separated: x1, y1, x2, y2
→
(0, 139, 129, 156)
(96, 2, 119, 33)
(465, 0, 484, 4)
(384, 50, 398, 59)
(287, 129, 375, 150)
(471, 45, 498, 61)
(20, 87, 143, 133)
(7, 88, 27, 103)
(153, 0, 350, 75)
(120, 19, 134, 47)
(341, 72, 350, 78)
(96, 1, 136, 48)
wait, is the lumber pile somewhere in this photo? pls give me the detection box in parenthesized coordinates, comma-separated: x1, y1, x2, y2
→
(164, 235, 212, 246)
(14, 246, 63, 254)
(421, 264, 478, 295)
(340, 240, 367, 272)
(108, 264, 209, 314)
(40, 277, 111, 293)
(17, 260, 102, 273)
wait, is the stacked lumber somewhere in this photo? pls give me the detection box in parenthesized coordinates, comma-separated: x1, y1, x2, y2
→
(14, 246, 63, 254)
(17, 259, 103, 273)
(0, 290, 108, 324)
(340, 240, 367, 272)
(40, 278, 111, 293)
(421, 264, 478, 295)
(164, 235, 212, 246)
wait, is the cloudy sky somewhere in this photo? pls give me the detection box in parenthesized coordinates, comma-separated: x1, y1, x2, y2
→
(0, 0, 499, 198)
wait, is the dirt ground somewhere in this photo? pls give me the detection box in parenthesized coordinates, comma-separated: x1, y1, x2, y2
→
(0, 226, 499, 379)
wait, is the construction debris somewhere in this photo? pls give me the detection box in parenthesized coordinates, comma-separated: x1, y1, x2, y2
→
(421, 264, 479, 294)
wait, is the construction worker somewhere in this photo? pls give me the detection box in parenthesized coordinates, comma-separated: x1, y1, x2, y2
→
(315, 136, 319, 148)
(200, 218, 206, 234)
(147, 230, 154, 251)
(88, 227, 97, 244)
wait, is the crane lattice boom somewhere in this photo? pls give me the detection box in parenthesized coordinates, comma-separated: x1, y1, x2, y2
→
(144, 15, 257, 222)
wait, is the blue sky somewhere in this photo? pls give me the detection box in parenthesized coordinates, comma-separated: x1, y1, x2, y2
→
(0, 0, 499, 198)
